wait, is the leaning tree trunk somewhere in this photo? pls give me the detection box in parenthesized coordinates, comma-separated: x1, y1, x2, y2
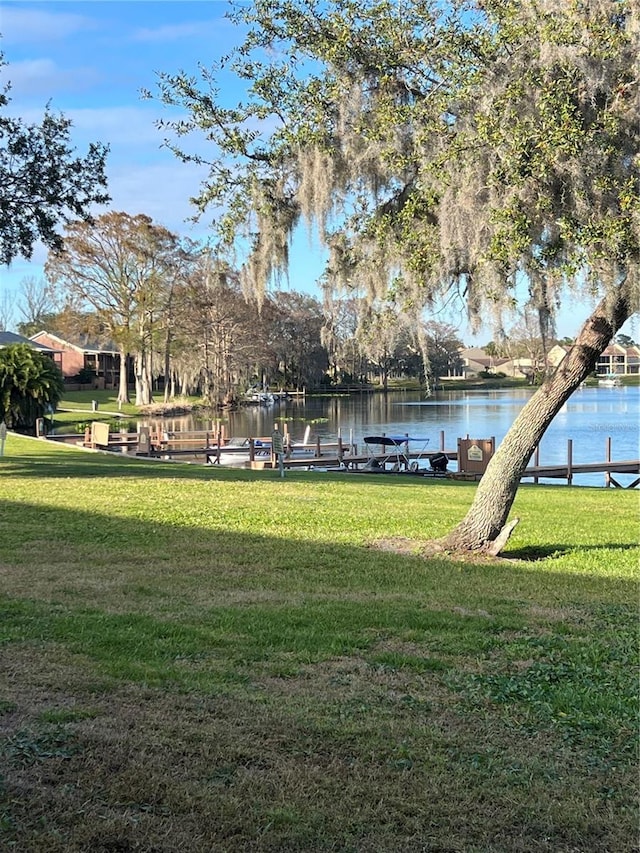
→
(442, 284, 633, 555)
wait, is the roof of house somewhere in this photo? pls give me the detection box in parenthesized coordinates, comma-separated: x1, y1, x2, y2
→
(31, 330, 119, 355)
(598, 343, 640, 356)
(600, 343, 628, 355)
(460, 347, 490, 359)
(460, 349, 510, 369)
(0, 331, 59, 352)
(547, 343, 640, 361)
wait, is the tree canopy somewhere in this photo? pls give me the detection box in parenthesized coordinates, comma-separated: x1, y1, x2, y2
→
(152, 0, 638, 331)
(0, 55, 109, 266)
(45, 211, 190, 405)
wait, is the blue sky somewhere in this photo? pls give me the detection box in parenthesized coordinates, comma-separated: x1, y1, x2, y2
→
(0, 1, 329, 323)
(0, 0, 636, 344)
(0, 1, 248, 302)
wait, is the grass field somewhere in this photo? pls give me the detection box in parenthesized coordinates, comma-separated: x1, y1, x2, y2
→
(0, 434, 638, 852)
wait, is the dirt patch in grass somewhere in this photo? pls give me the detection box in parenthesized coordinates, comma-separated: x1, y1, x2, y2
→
(372, 537, 511, 565)
(526, 603, 593, 624)
(371, 537, 589, 569)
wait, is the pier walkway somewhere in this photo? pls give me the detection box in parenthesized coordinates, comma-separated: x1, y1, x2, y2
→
(48, 426, 639, 487)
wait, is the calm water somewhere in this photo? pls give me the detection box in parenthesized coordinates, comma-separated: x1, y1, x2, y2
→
(145, 386, 639, 487)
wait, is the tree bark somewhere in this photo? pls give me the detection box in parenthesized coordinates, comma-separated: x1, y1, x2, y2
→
(163, 329, 172, 403)
(134, 352, 153, 406)
(442, 283, 633, 554)
(117, 349, 130, 404)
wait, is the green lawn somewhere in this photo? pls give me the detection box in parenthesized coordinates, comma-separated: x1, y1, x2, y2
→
(0, 434, 638, 852)
(54, 388, 201, 423)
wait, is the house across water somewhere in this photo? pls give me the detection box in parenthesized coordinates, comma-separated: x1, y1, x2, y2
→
(548, 343, 640, 377)
(30, 331, 121, 389)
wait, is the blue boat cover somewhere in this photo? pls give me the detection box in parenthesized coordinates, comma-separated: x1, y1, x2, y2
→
(364, 435, 430, 446)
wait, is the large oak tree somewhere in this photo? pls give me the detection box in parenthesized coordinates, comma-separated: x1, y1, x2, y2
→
(151, 0, 639, 553)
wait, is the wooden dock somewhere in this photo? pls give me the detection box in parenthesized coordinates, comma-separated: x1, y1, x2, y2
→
(522, 460, 639, 486)
(521, 437, 639, 488)
(272, 443, 639, 487)
(47, 426, 638, 487)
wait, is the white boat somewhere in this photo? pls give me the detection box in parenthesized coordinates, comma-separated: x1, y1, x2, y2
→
(598, 374, 621, 387)
(243, 387, 291, 405)
(244, 389, 275, 405)
(206, 437, 272, 466)
(206, 425, 313, 468)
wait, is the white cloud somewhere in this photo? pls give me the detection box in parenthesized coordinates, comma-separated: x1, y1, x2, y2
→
(4, 101, 198, 153)
(66, 105, 169, 147)
(132, 17, 234, 43)
(0, 8, 98, 44)
(107, 159, 212, 236)
(69, 106, 217, 170)
(0, 58, 101, 98)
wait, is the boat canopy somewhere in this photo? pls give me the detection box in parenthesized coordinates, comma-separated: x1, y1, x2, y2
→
(364, 435, 431, 447)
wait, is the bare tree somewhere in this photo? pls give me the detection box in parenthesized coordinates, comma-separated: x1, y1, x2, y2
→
(16, 277, 59, 335)
(0, 287, 14, 331)
(46, 212, 185, 405)
(503, 304, 550, 384)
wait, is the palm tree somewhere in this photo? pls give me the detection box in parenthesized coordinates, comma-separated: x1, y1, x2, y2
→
(0, 344, 64, 432)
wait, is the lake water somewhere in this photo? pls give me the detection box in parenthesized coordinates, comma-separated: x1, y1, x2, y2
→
(145, 386, 639, 487)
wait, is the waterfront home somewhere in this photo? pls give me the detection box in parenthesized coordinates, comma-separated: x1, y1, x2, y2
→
(458, 347, 530, 379)
(548, 343, 640, 376)
(30, 331, 120, 388)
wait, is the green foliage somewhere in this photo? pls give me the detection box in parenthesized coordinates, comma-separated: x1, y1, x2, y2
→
(150, 0, 638, 325)
(0, 344, 64, 432)
(72, 366, 98, 384)
(457, 618, 638, 752)
(3, 727, 79, 766)
(0, 55, 109, 265)
(107, 419, 138, 432)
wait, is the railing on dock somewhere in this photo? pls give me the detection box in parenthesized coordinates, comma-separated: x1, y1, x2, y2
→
(523, 437, 639, 488)
(44, 424, 639, 487)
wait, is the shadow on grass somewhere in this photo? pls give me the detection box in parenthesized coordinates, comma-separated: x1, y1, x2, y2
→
(0, 492, 637, 725)
(507, 543, 639, 561)
(3, 441, 638, 565)
(0, 489, 637, 608)
(0, 497, 537, 683)
(2, 442, 638, 853)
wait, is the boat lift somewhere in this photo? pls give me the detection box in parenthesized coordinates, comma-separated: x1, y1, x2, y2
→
(363, 434, 433, 472)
